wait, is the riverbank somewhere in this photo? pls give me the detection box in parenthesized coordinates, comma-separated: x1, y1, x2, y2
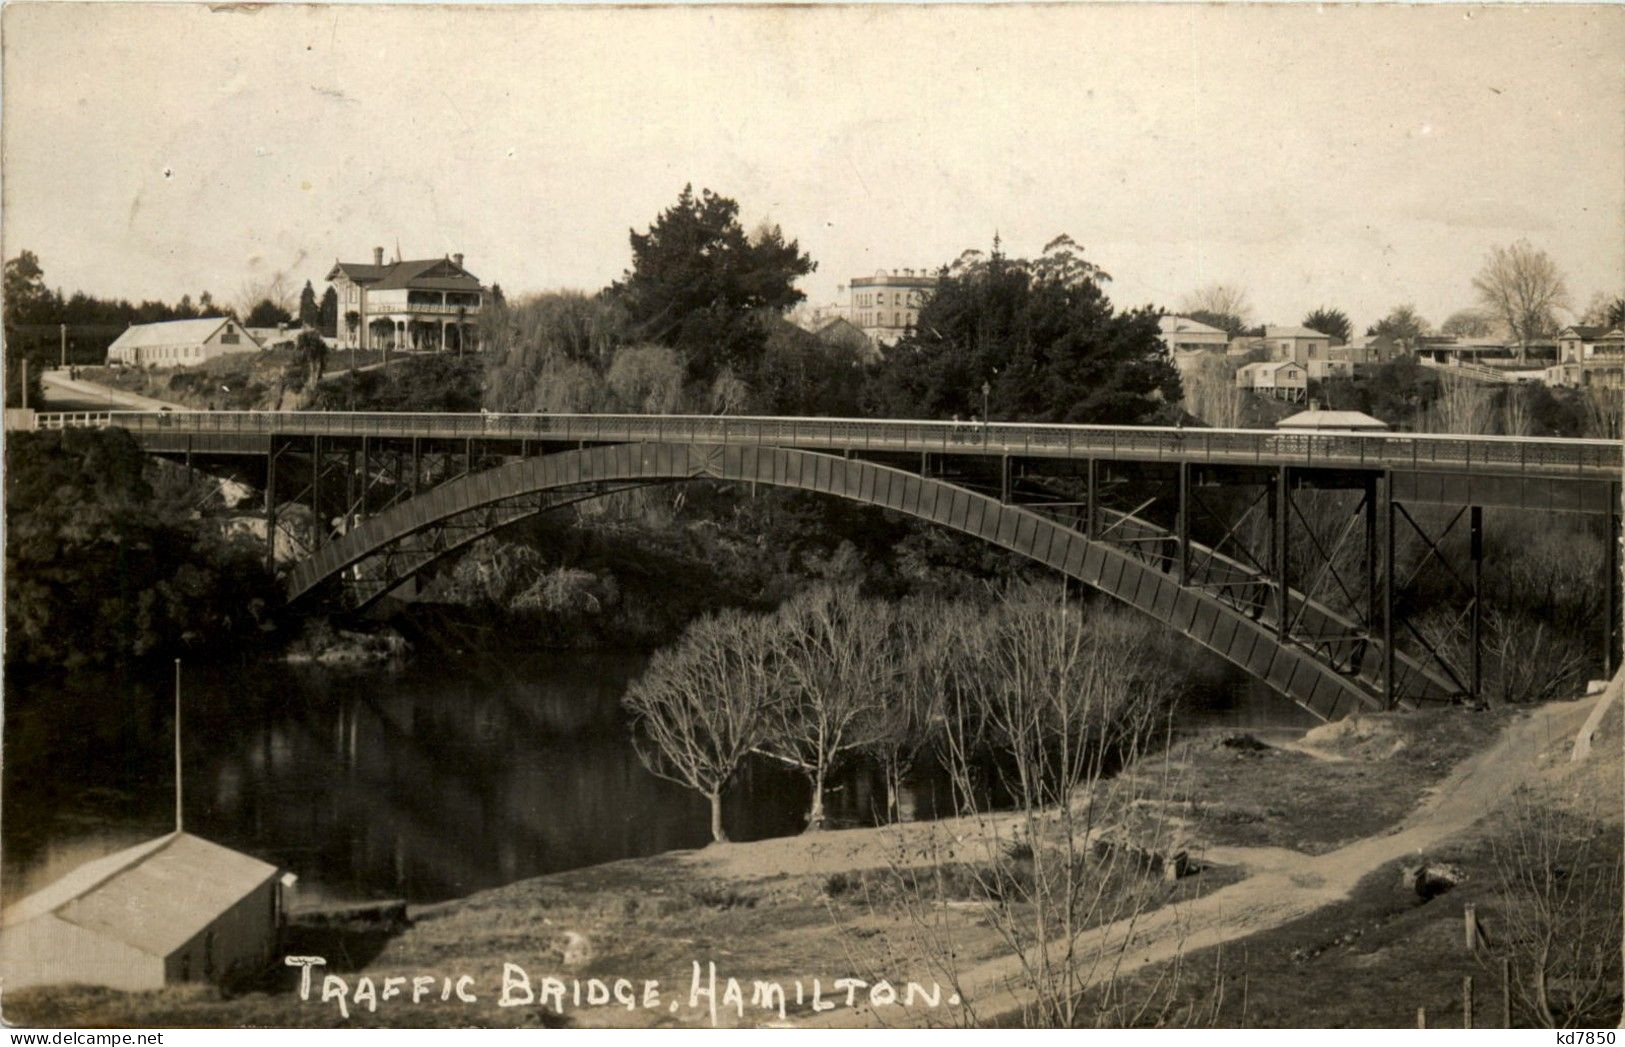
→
(7, 691, 1613, 1029)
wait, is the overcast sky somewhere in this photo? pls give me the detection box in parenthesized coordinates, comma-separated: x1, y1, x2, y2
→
(4, 3, 1622, 330)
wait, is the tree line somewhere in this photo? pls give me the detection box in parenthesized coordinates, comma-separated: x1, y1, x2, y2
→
(622, 583, 1181, 843)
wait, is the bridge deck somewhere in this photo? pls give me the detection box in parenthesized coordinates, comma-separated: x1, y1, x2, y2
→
(26, 409, 1623, 483)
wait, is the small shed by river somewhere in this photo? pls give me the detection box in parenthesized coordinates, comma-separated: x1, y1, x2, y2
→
(0, 832, 280, 991)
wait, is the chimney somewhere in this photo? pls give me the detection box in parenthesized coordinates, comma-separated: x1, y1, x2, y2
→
(453, 252, 464, 269)
(373, 246, 384, 266)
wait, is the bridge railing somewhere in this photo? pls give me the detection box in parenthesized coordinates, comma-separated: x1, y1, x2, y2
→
(22, 410, 1623, 477)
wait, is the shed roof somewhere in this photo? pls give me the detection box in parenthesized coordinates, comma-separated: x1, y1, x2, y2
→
(107, 319, 233, 352)
(1242, 359, 1302, 375)
(1276, 409, 1389, 431)
(1159, 315, 1227, 337)
(3, 833, 277, 958)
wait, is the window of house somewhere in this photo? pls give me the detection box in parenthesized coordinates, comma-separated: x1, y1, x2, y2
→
(221, 332, 239, 345)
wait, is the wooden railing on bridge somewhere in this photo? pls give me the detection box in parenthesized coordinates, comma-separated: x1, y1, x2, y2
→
(20, 409, 1621, 480)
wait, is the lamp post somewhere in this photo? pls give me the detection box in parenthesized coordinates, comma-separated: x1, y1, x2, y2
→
(981, 381, 990, 422)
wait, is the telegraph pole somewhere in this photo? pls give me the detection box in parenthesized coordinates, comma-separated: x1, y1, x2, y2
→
(59, 323, 67, 369)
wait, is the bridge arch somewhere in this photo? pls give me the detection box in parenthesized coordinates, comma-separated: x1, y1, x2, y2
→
(288, 442, 1451, 720)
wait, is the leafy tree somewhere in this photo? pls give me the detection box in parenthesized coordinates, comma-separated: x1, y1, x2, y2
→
(1302, 306, 1351, 345)
(608, 185, 816, 383)
(298, 280, 320, 328)
(5, 429, 277, 669)
(319, 286, 339, 337)
(1472, 240, 1570, 359)
(868, 236, 1181, 424)
(307, 353, 480, 412)
(753, 320, 866, 416)
(244, 298, 294, 328)
(1367, 304, 1429, 348)
(3, 250, 53, 324)
(297, 329, 328, 384)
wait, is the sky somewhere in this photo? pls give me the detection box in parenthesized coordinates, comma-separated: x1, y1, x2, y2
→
(3, 2, 1622, 331)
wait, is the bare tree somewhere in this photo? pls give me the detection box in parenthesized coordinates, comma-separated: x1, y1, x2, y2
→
(1440, 308, 1499, 338)
(1429, 371, 1495, 435)
(236, 271, 297, 320)
(910, 589, 1187, 1026)
(1578, 387, 1623, 440)
(1178, 353, 1247, 428)
(1472, 241, 1571, 360)
(1179, 284, 1252, 336)
(1488, 786, 1622, 1028)
(763, 584, 896, 830)
(622, 609, 780, 842)
(1498, 385, 1533, 437)
(862, 598, 960, 823)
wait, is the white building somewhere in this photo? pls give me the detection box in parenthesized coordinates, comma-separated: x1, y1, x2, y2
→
(0, 833, 281, 991)
(1264, 325, 1333, 366)
(328, 248, 486, 353)
(1548, 324, 1625, 389)
(849, 269, 939, 346)
(1158, 315, 1229, 355)
(1237, 359, 1307, 402)
(106, 318, 259, 368)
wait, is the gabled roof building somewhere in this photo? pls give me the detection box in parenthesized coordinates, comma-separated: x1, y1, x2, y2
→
(0, 832, 281, 991)
(105, 317, 258, 368)
(327, 247, 487, 353)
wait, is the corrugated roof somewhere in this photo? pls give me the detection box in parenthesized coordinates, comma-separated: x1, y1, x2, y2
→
(1159, 315, 1226, 337)
(106, 319, 232, 352)
(1276, 409, 1389, 431)
(4, 833, 277, 958)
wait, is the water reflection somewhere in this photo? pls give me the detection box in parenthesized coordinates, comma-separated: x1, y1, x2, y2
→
(5, 653, 885, 905)
(4, 651, 1293, 907)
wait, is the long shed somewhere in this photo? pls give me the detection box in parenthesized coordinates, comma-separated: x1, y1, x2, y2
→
(0, 832, 280, 991)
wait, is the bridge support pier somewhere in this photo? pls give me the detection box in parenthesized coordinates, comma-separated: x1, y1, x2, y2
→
(1274, 467, 1290, 641)
(1085, 458, 1097, 540)
(265, 440, 280, 573)
(1607, 510, 1620, 676)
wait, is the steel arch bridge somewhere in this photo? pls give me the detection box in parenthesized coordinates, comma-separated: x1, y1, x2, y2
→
(19, 409, 1623, 721)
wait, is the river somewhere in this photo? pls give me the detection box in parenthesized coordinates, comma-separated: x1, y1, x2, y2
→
(1, 649, 1314, 908)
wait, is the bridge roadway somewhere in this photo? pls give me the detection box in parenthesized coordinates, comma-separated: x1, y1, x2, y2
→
(26, 408, 1624, 513)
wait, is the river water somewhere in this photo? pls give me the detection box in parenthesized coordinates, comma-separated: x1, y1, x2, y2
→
(2, 649, 1313, 908)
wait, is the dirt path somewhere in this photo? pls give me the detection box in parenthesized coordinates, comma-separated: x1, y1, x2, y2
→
(38, 369, 185, 411)
(804, 695, 1602, 1028)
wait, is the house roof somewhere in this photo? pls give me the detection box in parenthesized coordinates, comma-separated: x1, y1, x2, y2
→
(1561, 324, 1625, 341)
(1241, 359, 1302, 375)
(1159, 315, 1227, 337)
(1276, 409, 1389, 431)
(328, 257, 482, 292)
(107, 318, 234, 352)
(3, 833, 277, 958)
(1264, 325, 1331, 340)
